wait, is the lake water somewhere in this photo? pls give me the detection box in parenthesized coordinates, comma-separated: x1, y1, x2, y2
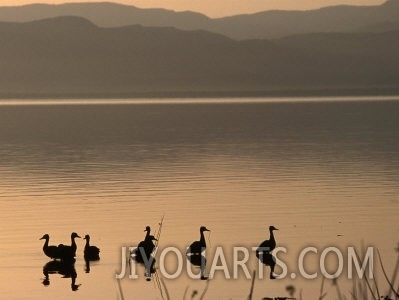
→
(0, 97, 398, 299)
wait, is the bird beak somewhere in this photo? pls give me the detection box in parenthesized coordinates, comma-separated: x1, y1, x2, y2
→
(205, 228, 210, 231)
(77, 235, 81, 238)
(39, 237, 44, 240)
(275, 228, 279, 230)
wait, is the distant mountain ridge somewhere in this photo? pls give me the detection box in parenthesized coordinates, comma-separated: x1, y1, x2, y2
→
(1, 17, 398, 98)
(0, 1, 398, 40)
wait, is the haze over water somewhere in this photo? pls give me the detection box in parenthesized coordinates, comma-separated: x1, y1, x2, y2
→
(0, 97, 398, 299)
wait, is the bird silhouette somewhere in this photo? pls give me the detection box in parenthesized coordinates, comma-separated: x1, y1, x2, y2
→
(83, 234, 100, 261)
(133, 226, 157, 263)
(40, 234, 61, 260)
(187, 226, 210, 255)
(58, 232, 81, 261)
(257, 225, 278, 254)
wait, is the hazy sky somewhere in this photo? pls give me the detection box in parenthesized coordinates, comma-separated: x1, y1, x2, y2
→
(3, 0, 386, 17)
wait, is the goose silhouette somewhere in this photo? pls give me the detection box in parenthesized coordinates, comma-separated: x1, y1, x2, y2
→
(40, 234, 61, 260)
(257, 226, 278, 254)
(187, 226, 210, 255)
(133, 226, 157, 263)
(58, 232, 81, 261)
(83, 234, 100, 261)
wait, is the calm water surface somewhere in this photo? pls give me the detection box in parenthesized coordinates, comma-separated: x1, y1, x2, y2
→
(0, 97, 398, 299)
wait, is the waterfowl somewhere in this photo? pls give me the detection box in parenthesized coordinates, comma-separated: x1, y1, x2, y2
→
(40, 234, 61, 260)
(136, 226, 156, 255)
(83, 234, 100, 261)
(134, 235, 157, 263)
(187, 226, 210, 255)
(131, 226, 157, 263)
(58, 232, 81, 260)
(257, 226, 278, 253)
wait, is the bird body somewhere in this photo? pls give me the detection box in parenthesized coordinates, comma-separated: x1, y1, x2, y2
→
(133, 226, 157, 263)
(84, 234, 100, 261)
(40, 234, 61, 260)
(58, 232, 81, 260)
(187, 226, 210, 255)
(257, 226, 278, 253)
(135, 236, 157, 263)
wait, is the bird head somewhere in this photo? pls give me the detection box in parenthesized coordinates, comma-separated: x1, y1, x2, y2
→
(71, 232, 81, 239)
(40, 234, 49, 240)
(269, 226, 279, 231)
(200, 226, 210, 232)
(84, 234, 90, 240)
(144, 226, 151, 232)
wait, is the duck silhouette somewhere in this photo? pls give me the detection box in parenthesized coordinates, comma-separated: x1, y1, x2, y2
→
(132, 226, 157, 263)
(257, 226, 278, 254)
(58, 232, 81, 261)
(187, 226, 210, 255)
(40, 234, 61, 260)
(83, 234, 100, 261)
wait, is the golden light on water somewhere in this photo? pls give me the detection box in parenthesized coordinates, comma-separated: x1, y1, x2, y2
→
(0, 99, 398, 299)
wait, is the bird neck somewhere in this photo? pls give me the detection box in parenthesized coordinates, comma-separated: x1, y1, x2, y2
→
(71, 236, 77, 248)
(144, 234, 152, 243)
(85, 239, 90, 248)
(200, 231, 206, 247)
(42, 237, 49, 249)
(269, 230, 275, 242)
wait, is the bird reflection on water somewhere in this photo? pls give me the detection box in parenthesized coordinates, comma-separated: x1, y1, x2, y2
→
(186, 253, 208, 280)
(42, 259, 81, 291)
(256, 251, 277, 279)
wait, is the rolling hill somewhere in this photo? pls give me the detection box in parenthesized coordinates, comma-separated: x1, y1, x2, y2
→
(0, 0, 398, 40)
(1, 17, 398, 98)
